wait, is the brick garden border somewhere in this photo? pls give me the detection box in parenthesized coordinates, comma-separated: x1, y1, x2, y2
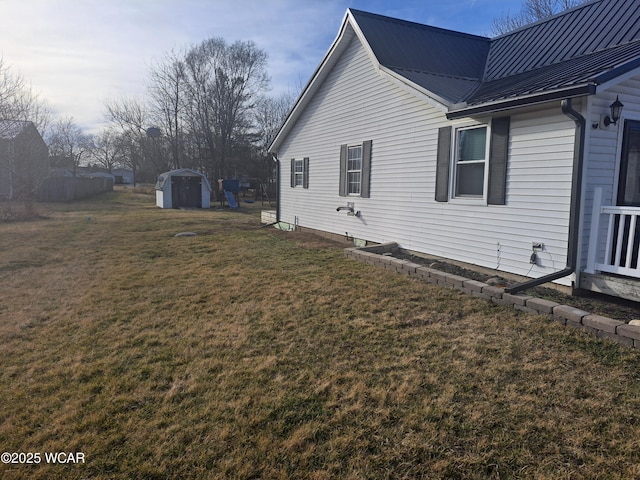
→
(345, 242, 640, 349)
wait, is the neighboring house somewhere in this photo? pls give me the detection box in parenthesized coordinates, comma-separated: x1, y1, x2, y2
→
(269, 0, 640, 302)
(0, 120, 49, 199)
(155, 168, 212, 209)
(50, 166, 131, 184)
(112, 168, 134, 184)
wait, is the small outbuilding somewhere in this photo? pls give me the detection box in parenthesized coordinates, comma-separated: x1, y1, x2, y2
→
(155, 168, 211, 209)
(0, 120, 49, 199)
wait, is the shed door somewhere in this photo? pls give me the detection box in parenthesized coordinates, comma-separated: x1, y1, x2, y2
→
(171, 176, 202, 208)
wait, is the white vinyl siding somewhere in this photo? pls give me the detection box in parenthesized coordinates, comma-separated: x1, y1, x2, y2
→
(276, 30, 576, 286)
(581, 74, 640, 274)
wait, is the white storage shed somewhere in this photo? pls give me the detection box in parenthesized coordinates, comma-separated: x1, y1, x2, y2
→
(155, 168, 212, 209)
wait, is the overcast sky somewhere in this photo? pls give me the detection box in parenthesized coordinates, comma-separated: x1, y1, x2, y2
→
(0, 0, 523, 133)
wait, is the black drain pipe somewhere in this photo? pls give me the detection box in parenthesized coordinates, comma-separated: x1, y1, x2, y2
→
(505, 98, 586, 294)
(260, 153, 281, 228)
(276, 155, 281, 222)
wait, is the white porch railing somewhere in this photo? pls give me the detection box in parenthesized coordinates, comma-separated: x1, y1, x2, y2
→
(586, 187, 640, 278)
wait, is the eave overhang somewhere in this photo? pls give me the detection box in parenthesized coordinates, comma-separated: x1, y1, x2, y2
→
(446, 84, 597, 119)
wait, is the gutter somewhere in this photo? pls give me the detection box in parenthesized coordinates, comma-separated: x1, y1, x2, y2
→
(447, 84, 596, 119)
(504, 97, 586, 294)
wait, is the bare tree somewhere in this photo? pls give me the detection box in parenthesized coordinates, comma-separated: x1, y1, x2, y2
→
(183, 38, 269, 182)
(0, 57, 52, 136)
(104, 37, 272, 185)
(48, 117, 92, 177)
(254, 91, 296, 158)
(88, 128, 124, 173)
(491, 0, 588, 35)
(148, 50, 187, 169)
(104, 95, 156, 182)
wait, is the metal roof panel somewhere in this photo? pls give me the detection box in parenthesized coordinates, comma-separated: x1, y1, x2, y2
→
(486, 0, 640, 81)
(350, 9, 490, 84)
(389, 68, 481, 104)
(469, 40, 640, 105)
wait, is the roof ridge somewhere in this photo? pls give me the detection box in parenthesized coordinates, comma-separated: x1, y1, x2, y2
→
(348, 8, 490, 41)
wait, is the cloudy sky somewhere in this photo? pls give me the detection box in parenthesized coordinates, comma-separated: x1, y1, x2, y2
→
(0, 0, 523, 133)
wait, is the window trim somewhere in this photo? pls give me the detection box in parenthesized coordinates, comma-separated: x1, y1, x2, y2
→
(435, 117, 510, 205)
(339, 140, 372, 198)
(451, 123, 490, 203)
(290, 157, 309, 189)
(293, 158, 304, 187)
(347, 145, 363, 196)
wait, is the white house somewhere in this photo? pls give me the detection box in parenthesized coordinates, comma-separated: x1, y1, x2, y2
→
(155, 168, 211, 209)
(268, 0, 640, 302)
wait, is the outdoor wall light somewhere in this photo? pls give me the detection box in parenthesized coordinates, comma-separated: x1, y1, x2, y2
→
(603, 96, 624, 127)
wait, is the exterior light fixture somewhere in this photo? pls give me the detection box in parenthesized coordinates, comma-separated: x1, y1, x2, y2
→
(603, 96, 624, 127)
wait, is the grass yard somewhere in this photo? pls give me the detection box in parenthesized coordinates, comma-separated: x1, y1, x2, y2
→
(3, 189, 640, 479)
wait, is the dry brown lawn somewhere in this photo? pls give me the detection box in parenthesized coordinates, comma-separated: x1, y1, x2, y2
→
(2, 189, 640, 479)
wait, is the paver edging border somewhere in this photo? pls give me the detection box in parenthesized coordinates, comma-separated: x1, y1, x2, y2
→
(345, 243, 640, 349)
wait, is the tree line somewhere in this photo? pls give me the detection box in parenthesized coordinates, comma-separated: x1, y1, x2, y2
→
(1, 36, 295, 196)
(103, 38, 295, 188)
(1, 0, 588, 200)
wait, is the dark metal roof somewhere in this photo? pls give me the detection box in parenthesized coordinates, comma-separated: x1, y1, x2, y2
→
(350, 0, 640, 114)
(388, 68, 482, 103)
(468, 39, 640, 106)
(486, 0, 640, 81)
(271, 0, 640, 152)
(349, 9, 489, 103)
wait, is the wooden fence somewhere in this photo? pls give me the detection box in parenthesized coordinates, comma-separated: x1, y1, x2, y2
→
(36, 176, 114, 202)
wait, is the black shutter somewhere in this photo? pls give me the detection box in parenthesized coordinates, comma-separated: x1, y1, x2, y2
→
(435, 126, 452, 202)
(361, 140, 372, 198)
(488, 117, 510, 205)
(303, 157, 309, 189)
(339, 144, 347, 196)
(290, 159, 295, 188)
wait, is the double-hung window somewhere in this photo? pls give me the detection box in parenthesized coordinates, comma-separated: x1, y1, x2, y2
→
(293, 159, 304, 187)
(339, 140, 372, 198)
(290, 157, 309, 189)
(435, 117, 510, 205)
(347, 145, 362, 195)
(454, 125, 488, 198)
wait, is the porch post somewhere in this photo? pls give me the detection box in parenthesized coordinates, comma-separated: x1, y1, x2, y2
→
(585, 187, 603, 274)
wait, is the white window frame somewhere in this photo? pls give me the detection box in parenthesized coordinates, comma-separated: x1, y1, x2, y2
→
(347, 145, 362, 195)
(452, 124, 490, 202)
(293, 158, 304, 187)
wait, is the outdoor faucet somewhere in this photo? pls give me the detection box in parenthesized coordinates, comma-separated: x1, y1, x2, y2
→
(336, 205, 354, 213)
(336, 203, 360, 217)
